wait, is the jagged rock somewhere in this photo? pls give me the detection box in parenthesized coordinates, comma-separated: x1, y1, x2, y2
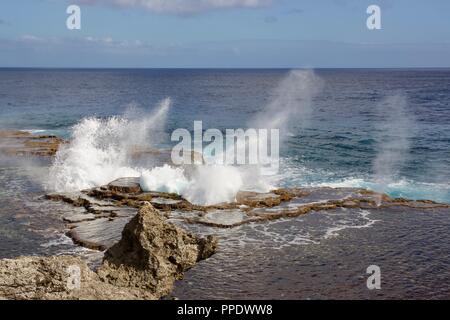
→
(0, 256, 155, 300)
(97, 203, 218, 298)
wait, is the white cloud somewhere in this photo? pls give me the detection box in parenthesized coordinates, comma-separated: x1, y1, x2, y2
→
(83, 36, 146, 48)
(20, 35, 48, 43)
(79, 0, 273, 14)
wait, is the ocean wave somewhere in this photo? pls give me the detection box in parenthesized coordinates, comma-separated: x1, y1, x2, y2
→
(46, 98, 171, 192)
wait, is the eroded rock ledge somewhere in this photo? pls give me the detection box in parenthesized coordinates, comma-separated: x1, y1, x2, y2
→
(0, 204, 217, 300)
(0, 130, 65, 157)
(44, 177, 450, 252)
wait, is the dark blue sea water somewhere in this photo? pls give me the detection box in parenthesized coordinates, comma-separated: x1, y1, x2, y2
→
(1, 68, 449, 202)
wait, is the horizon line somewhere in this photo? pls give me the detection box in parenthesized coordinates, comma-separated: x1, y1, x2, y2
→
(1, 66, 450, 70)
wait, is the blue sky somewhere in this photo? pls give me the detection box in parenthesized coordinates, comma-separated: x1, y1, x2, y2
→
(0, 0, 449, 68)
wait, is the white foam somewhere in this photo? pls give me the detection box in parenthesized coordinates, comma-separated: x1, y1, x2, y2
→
(46, 98, 171, 192)
(228, 208, 380, 250)
(40, 234, 74, 248)
(182, 165, 244, 205)
(324, 210, 379, 239)
(140, 164, 265, 205)
(140, 164, 189, 194)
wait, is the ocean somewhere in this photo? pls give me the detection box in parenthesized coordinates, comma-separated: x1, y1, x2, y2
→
(0, 68, 449, 298)
(1, 68, 449, 202)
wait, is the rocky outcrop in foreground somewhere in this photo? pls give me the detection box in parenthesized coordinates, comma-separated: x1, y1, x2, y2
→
(0, 204, 217, 300)
(0, 256, 155, 300)
(97, 204, 217, 297)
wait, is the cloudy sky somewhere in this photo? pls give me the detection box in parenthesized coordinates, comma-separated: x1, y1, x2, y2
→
(0, 0, 449, 68)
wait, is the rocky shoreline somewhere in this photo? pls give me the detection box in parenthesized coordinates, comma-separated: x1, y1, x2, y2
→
(0, 204, 217, 300)
(44, 176, 449, 253)
(1, 130, 449, 300)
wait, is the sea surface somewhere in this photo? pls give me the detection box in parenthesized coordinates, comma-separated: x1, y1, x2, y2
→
(0, 68, 449, 299)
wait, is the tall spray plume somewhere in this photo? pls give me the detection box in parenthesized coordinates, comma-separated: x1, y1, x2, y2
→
(147, 69, 324, 205)
(47, 98, 172, 192)
(249, 69, 323, 137)
(373, 93, 415, 186)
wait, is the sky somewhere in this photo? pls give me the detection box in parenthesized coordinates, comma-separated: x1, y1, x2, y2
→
(0, 0, 449, 68)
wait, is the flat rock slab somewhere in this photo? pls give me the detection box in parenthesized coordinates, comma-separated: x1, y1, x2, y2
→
(87, 205, 123, 214)
(111, 208, 138, 218)
(63, 212, 97, 223)
(289, 187, 360, 204)
(82, 196, 116, 207)
(151, 197, 182, 205)
(107, 177, 141, 193)
(387, 200, 450, 209)
(201, 210, 249, 227)
(236, 191, 282, 207)
(67, 217, 134, 251)
(46, 192, 115, 207)
(168, 210, 205, 221)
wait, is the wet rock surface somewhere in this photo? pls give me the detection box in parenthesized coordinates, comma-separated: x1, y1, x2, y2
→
(67, 217, 133, 251)
(0, 204, 217, 300)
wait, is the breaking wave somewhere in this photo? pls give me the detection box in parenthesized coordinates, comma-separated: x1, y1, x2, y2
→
(47, 70, 323, 205)
(47, 98, 171, 192)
